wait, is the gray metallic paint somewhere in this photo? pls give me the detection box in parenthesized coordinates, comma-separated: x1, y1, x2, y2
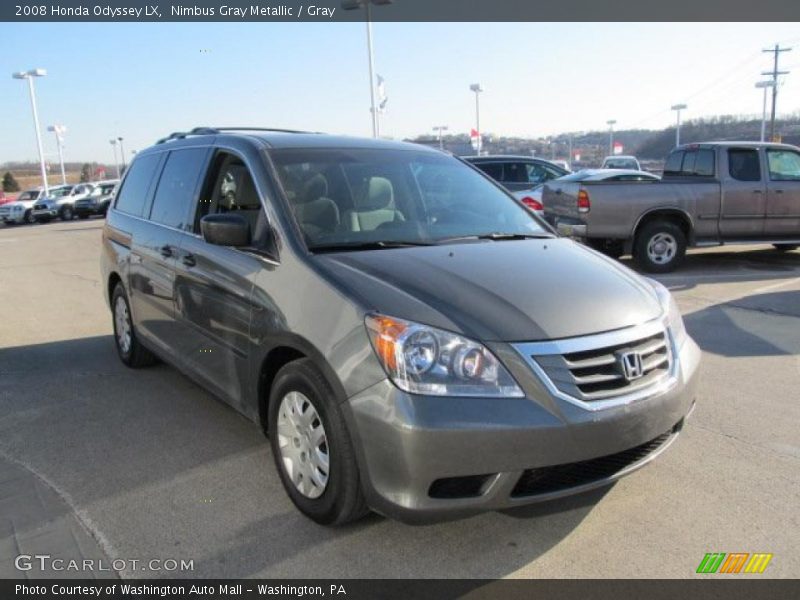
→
(101, 131, 701, 522)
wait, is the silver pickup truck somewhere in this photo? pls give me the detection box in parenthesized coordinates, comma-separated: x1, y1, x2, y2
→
(543, 142, 800, 272)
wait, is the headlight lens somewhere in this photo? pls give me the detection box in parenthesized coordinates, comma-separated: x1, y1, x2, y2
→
(365, 314, 524, 397)
(648, 279, 687, 347)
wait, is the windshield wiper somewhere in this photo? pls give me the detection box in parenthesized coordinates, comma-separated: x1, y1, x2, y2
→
(437, 232, 555, 244)
(310, 240, 437, 253)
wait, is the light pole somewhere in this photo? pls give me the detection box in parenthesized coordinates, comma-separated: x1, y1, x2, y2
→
(671, 104, 687, 147)
(117, 137, 126, 173)
(109, 139, 120, 179)
(606, 120, 616, 156)
(342, 0, 392, 138)
(47, 125, 67, 185)
(432, 125, 449, 150)
(12, 68, 49, 196)
(755, 81, 775, 142)
(470, 83, 483, 155)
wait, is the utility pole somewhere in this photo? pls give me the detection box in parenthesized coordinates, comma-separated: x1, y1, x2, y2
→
(762, 44, 791, 141)
(606, 120, 616, 156)
(671, 104, 687, 147)
(432, 125, 448, 150)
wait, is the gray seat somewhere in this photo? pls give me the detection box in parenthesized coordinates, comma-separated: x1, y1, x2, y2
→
(293, 174, 340, 239)
(344, 177, 404, 232)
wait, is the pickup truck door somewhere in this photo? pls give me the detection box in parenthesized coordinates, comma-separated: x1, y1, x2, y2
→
(719, 147, 766, 239)
(764, 147, 800, 237)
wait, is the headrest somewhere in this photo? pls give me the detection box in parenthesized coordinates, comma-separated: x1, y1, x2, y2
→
(359, 176, 394, 211)
(299, 174, 329, 204)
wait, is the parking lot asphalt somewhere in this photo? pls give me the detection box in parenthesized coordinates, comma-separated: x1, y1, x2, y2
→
(0, 218, 798, 579)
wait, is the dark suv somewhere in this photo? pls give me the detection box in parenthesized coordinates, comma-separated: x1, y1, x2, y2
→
(102, 128, 700, 525)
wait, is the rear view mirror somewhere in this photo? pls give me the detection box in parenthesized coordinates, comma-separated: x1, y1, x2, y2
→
(200, 213, 250, 247)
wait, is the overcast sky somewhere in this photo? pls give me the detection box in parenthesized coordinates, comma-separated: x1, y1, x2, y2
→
(1, 22, 798, 164)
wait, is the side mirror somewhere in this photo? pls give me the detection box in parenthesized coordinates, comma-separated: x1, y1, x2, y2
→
(200, 213, 251, 247)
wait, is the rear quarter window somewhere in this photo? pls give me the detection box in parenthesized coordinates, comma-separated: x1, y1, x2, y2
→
(114, 154, 162, 217)
(663, 151, 683, 175)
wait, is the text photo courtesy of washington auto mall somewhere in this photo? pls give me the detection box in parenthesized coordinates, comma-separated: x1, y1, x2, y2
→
(1, 1, 799, 599)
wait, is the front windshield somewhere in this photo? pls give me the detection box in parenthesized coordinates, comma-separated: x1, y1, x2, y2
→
(49, 187, 72, 198)
(18, 191, 36, 201)
(271, 148, 547, 250)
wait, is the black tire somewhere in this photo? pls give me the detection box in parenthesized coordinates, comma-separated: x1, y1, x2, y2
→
(111, 282, 157, 368)
(78, 214, 89, 220)
(60, 206, 73, 221)
(634, 220, 687, 273)
(773, 244, 798, 252)
(268, 359, 369, 525)
(23, 210, 35, 225)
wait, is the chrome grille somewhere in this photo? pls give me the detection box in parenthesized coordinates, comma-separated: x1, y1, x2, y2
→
(513, 320, 675, 408)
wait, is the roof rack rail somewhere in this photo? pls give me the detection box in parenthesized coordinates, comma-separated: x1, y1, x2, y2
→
(155, 126, 312, 145)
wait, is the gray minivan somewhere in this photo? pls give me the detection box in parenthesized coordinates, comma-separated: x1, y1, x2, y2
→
(101, 128, 701, 525)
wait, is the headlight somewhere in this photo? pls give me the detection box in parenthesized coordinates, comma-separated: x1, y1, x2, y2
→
(365, 314, 524, 398)
(647, 279, 687, 347)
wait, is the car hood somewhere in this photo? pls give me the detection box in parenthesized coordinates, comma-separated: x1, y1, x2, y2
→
(314, 238, 663, 342)
(1, 200, 34, 209)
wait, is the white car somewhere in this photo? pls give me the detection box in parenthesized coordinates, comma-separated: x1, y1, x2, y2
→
(0, 188, 47, 225)
(602, 155, 642, 170)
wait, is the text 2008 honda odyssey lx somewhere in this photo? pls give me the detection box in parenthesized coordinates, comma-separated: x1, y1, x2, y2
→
(101, 128, 700, 524)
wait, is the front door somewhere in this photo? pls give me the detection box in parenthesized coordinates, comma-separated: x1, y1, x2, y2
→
(172, 151, 267, 408)
(764, 147, 800, 238)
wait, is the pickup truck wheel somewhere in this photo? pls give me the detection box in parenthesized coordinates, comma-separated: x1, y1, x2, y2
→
(635, 221, 687, 273)
(111, 283, 157, 368)
(268, 359, 369, 525)
(773, 244, 798, 252)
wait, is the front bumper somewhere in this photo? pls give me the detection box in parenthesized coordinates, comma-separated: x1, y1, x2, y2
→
(1, 211, 25, 223)
(344, 333, 701, 523)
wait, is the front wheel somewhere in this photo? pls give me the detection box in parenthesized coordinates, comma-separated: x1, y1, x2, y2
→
(111, 282, 157, 368)
(268, 359, 369, 525)
(773, 244, 798, 252)
(634, 220, 687, 273)
(24, 210, 35, 225)
(60, 206, 73, 221)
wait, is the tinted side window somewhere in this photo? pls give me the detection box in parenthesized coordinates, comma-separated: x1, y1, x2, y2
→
(474, 162, 503, 181)
(502, 163, 528, 183)
(149, 148, 208, 230)
(663, 151, 683, 175)
(728, 149, 761, 182)
(681, 151, 697, 174)
(114, 153, 162, 217)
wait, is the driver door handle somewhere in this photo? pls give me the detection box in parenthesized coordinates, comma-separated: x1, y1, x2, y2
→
(159, 244, 173, 258)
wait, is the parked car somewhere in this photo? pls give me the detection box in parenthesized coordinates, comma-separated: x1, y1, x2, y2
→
(74, 180, 118, 218)
(102, 127, 700, 525)
(464, 155, 569, 213)
(0, 188, 46, 224)
(544, 142, 800, 272)
(32, 184, 75, 222)
(602, 155, 642, 170)
(523, 169, 660, 217)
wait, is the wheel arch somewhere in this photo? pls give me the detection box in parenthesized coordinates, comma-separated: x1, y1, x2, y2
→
(255, 335, 349, 434)
(633, 208, 694, 246)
